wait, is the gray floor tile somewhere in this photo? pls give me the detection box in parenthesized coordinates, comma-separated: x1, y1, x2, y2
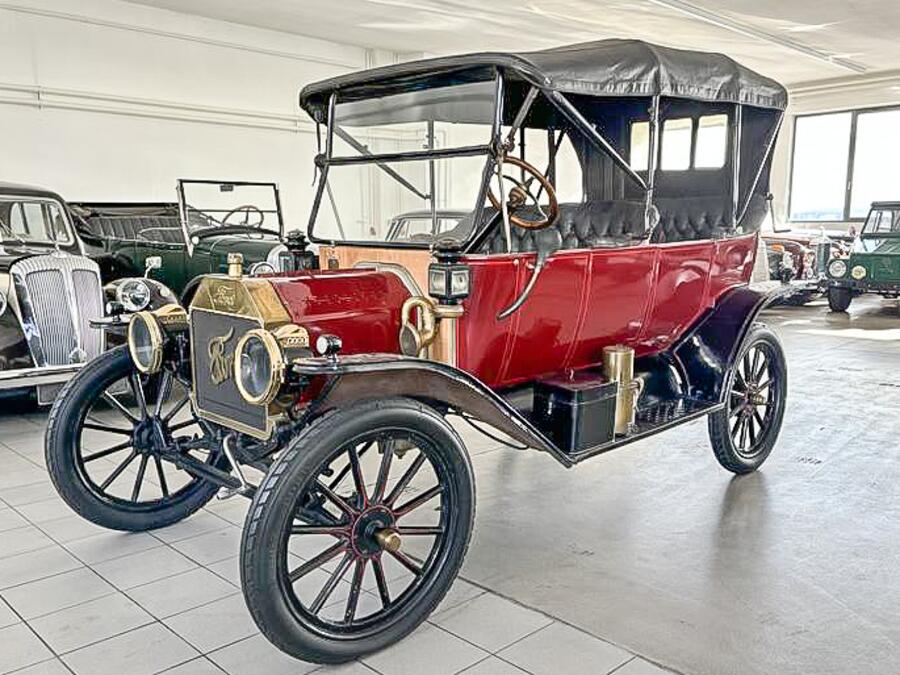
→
(498, 623, 631, 675)
(62, 622, 199, 675)
(29, 591, 153, 653)
(202, 499, 249, 526)
(39, 515, 110, 544)
(434, 578, 487, 614)
(170, 527, 241, 565)
(16, 498, 76, 525)
(0, 507, 28, 533)
(0, 481, 57, 507)
(1, 567, 116, 620)
(0, 546, 81, 590)
(208, 634, 319, 675)
(313, 663, 380, 675)
(92, 545, 197, 590)
(432, 593, 552, 652)
(158, 656, 226, 674)
(0, 468, 47, 490)
(362, 624, 488, 675)
(0, 623, 53, 673)
(153, 511, 234, 544)
(163, 594, 257, 653)
(127, 567, 239, 619)
(613, 657, 674, 675)
(0, 597, 18, 629)
(459, 657, 531, 674)
(205, 555, 240, 587)
(0, 525, 54, 560)
(10, 657, 73, 674)
(63, 530, 161, 565)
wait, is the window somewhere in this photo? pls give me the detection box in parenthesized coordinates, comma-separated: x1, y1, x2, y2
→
(849, 109, 900, 218)
(0, 200, 72, 244)
(630, 122, 650, 171)
(629, 114, 728, 171)
(864, 208, 900, 234)
(789, 106, 900, 222)
(695, 114, 728, 168)
(660, 118, 692, 170)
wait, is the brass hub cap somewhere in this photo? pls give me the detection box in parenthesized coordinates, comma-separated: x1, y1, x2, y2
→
(350, 506, 398, 558)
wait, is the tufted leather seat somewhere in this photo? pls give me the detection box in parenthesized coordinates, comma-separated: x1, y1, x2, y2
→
(480, 200, 647, 253)
(652, 194, 766, 243)
(81, 215, 184, 244)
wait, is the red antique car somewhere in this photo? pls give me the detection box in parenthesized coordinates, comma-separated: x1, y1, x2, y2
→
(46, 40, 788, 664)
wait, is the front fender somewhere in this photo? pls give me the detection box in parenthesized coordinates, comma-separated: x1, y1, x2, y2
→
(670, 284, 786, 404)
(292, 355, 572, 467)
(103, 277, 179, 312)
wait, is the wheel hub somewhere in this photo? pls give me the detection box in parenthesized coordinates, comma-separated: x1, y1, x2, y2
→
(132, 417, 169, 456)
(350, 506, 398, 557)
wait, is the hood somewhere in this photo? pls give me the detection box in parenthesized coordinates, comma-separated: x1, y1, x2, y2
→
(266, 269, 411, 355)
(193, 232, 281, 272)
(0, 243, 71, 272)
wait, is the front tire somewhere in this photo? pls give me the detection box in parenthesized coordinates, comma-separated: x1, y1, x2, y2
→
(828, 286, 852, 312)
(241, 397, 475, 664)
(45, 346, 222, 531)
(708, 325, 787, 474)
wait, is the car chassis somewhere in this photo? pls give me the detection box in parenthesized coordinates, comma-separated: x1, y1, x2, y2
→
(47, 39, 789, 664)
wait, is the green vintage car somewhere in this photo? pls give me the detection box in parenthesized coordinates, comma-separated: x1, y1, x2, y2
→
(825, 201, 900, 312)
(70, 179, 316, 308)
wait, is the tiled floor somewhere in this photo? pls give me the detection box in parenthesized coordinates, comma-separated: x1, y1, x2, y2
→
(0, 407, 672, 675)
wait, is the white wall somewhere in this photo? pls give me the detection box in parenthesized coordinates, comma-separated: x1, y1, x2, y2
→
(771, 71, 900, 231)
(0, 0, 409, 230)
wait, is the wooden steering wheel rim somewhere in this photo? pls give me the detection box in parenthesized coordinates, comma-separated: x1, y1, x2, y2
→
(487, 155, 559, 230)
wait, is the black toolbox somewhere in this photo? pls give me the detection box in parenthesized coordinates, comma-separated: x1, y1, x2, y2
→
(532, 372, 617, 453)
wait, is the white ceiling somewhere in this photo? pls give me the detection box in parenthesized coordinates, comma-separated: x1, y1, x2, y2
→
(127, 0, 900, 85)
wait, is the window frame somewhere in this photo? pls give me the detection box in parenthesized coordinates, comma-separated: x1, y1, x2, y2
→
(0, 196, 75, 246)
(788, 103, 900, 223)
(629, 113, 730, 173)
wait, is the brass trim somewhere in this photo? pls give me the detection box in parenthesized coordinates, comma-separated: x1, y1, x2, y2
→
(399, 296, 437, 357)
(190, 276, 290, 325)
(153, 303, 188, 328)
(227, 252, 244, 278)
(128, 311, 164, 374)
(602, 344, 643, 435)
(233, 328, 285, 406)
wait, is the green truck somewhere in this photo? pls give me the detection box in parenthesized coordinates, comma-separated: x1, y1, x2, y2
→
(825, 201, 900, 312)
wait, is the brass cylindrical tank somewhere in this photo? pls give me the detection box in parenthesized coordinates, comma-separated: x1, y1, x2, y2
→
(602, 344, 641, 435)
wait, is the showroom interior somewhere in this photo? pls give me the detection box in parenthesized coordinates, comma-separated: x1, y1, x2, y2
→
(1, 1, 899, 674)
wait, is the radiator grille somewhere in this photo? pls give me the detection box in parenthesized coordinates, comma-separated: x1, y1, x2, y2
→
(10, 255, 104, 367)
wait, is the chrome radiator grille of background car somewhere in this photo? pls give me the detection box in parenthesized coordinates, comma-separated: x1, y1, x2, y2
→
(10, 255, 104, 367)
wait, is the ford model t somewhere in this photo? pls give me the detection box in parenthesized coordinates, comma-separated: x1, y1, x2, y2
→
(46, 40, 788, 663)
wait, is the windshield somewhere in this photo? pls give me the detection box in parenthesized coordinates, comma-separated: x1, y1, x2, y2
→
(863, 207, 900, 235)
(179, 181, 282, 233)
(311, 81, 496, 246)
(0, 198, 72, 246)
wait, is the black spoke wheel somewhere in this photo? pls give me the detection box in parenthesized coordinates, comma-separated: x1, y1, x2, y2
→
(828, 286, 852, 312)
(241, 398, 474, 664)
(708, 325, 787, 474)
(46, 346, 225, 531)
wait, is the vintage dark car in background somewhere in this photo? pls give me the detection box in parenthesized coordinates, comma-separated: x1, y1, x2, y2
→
(46, 40, 789, 664)
(825, 201, 900, 311)
(70, 179, 317, 306)
(761, 230, 847, 305)
(0, 182, 105, 404)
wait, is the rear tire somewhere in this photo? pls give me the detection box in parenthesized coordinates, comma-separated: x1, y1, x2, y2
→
(708, 325, 787, 474)
(45, 346, 222, 532)
(241, 397, 475, 664)
(828, 286, 852, 312)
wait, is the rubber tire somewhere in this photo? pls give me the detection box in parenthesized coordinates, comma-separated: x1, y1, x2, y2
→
(45, 345, 220, 532)
(828, 287, 852, 312)
(240, 397, 475, 664)
(708, 325, 787, 474)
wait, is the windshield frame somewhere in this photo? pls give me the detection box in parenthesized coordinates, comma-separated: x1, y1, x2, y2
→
(177, 179, 284, 254)
(306, 73, 653, 252)
(862, 206, 900, 237)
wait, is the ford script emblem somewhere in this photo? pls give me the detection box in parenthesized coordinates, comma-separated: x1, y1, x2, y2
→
(208, 328, 234, 385)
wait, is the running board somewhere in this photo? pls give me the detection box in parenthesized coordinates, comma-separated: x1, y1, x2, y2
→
(565, 397, 723, 464)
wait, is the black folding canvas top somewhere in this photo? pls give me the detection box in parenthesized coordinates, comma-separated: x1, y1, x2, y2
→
(299, 39, 788, 118)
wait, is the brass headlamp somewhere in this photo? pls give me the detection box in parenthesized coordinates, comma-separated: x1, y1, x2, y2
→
(127, 304, 187, 374)
(234, 324, 310, 405)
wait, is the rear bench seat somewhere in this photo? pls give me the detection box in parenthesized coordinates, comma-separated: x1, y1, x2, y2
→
(77, 207, 185, 244)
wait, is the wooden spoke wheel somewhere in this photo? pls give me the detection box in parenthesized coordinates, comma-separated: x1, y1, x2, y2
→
(708, 326, 787, 474)
(46, 346, 224, 531)
(241, 398, 474, 664)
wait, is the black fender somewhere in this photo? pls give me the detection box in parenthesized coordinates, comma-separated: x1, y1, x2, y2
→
(292, 355, 572, 467)
(103, 277, 179, 312)
(669, 284, 787, 405)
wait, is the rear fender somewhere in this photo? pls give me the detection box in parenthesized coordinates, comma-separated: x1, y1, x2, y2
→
(670, 284, 786, 404)
(292, 355, 572, 467)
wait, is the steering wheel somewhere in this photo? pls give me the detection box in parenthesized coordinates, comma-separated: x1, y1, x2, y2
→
(487, 155, 559, 230)
(221, 205, 264, 228)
